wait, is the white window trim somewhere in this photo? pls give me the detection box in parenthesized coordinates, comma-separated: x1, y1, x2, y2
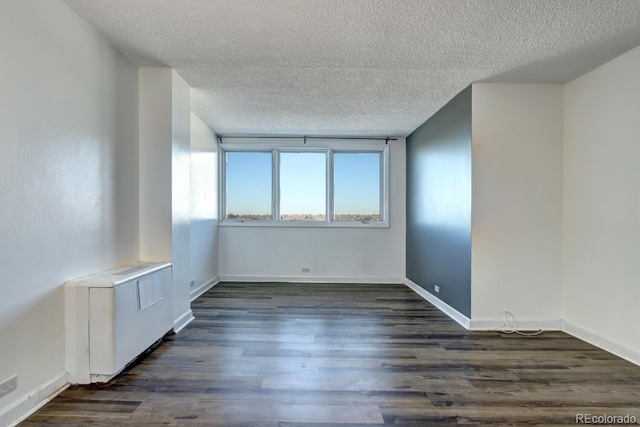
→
(219, 139, 390, 228)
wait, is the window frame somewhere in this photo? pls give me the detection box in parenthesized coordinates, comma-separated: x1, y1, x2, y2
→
(219, 139, 390, 228)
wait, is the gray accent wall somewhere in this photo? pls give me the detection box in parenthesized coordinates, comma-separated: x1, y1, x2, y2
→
(406, 86, 472, 317)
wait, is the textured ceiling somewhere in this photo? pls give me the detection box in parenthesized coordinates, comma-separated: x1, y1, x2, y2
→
(61, 0, 640, 137)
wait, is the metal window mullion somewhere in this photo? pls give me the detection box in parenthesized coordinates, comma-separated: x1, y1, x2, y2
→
(220, 148, 227, 220)
(327, 149, 333, 224)
(380, 150, 384, 222)
(382, 146, 390, 223)
(273, 149, 279, 221)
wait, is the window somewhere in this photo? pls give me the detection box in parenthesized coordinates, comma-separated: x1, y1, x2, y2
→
(279, 152, 327, 221)
(333, 152, 381, 222)
(224, 151, 272, 220)
(221, 140, 389, 227)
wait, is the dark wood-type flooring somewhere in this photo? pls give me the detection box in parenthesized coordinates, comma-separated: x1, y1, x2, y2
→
(23, 282, 640, 426)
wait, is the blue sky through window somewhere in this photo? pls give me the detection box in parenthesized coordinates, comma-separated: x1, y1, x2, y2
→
(280, 152, 326, 220)
(334, 152, 381, 219)
(225, 151, 272, 219)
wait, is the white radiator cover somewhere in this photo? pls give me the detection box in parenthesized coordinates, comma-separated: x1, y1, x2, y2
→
(65, 262, 173, 384)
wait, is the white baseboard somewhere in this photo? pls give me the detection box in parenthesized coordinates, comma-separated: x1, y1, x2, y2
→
(403, 277, 638, 366)
(173, 309, 194, 333)
(1, 372, 69, 427)
(220, 275, 405, 284)
(190, 276, 220, 301)
(562, 320, 640, 367)
(404, 278, 471, 329)
(469, 317, 563, 331)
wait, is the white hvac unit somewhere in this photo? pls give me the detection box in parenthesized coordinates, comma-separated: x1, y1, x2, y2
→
(65, 262, 173, 384)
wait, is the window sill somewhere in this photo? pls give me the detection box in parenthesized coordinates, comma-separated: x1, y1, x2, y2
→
(218, 220, 389, 229)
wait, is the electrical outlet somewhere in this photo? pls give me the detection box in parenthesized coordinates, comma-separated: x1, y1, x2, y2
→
(301, 267, 311, 273)
(434, 284, 440, 293)
(0, 376, 17, 398)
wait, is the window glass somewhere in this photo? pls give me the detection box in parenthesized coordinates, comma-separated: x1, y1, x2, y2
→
(221, 145, 387, 227)
(279, 152, 326, 221)
(225, 151, 272, 220)
(334, 152, 381, 221)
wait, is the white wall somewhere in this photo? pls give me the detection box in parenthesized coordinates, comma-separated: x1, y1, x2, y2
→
(0, 0, 139, 422)
(190, 114, 220, 296)
(170, 71, 193, 329)
(139, 68, 193, 331)
(471, 84, 564, 328)
(219, 140, 406, 282)
(139, 68, 172, 262)
(563, 45, 640, 362)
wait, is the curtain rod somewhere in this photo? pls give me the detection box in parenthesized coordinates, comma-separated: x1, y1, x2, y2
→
(218, 135, 398, 143)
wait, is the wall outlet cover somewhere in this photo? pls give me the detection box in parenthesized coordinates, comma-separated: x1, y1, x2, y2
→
(0, 375, 17, 398)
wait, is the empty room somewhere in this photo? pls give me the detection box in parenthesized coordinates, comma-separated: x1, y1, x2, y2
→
(1, 1, 640, 425)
